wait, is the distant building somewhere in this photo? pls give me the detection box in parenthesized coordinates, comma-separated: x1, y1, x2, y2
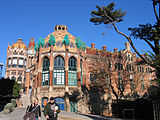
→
(5, 25, 154, 115)
(5, 38, 33, 86)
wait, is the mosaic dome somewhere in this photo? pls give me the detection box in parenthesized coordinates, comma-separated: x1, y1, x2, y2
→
(11, 38, 27, 50)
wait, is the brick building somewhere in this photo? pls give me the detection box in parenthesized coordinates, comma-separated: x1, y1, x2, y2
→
(5, 38, 27, 85)
(5, 25, 154, 115)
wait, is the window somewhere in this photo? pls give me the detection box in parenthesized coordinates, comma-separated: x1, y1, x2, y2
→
(14, 51, 18, 55)
(115, 63, 118, 70)
(7, 71, 10, 76)
(69, 57, 77, 71)
(141, 76, 145, 90)
(108, 62, 112, 70)
(125, 56, 127, 61)
(30, 71, 33, 80)
(137, 66, 144, 73)
(127, 64, 134, 71)
(12, 57, 17, 67)
(142, 67, 144, 73)
(42, 57, 49, 86)
(17, 76, 22, 82)
(53, 56, 65, 85)
(115, 63, 123, 70)
(149, 77, 152, 86)
(137, 66, 140, 73)
(118, 74, 124, 90)
(8, 58, 11, 67)
(68, 57, 77, 86)
(54, 98, 65, 111)
(90, 74, 97, 83)
(18, 58, 23, 68)
(24, 59, 26, 68)
(11, 70, 16, 75)
(106, 74, 111, 85)
(130, 75, 134, 90)
(18, 71, 22, 75)
(149, 68, 152, 73)
(11, 76, 16, 81)
(19, 51, 23, 55)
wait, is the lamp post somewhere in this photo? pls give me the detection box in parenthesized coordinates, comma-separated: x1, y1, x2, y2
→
(0, 63, 3, 79)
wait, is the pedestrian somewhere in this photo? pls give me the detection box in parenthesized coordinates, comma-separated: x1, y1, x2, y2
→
(44, 97, 60, 120)
(24, 98, 41, 120)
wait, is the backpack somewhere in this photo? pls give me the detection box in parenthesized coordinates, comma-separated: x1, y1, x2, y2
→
(23, 104, 39, 120)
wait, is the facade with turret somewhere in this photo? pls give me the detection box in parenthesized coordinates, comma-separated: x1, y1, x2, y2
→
(5, 25, 154, 115)
(5, 38, 27, 85)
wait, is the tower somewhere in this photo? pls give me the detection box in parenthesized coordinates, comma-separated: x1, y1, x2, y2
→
(5, 38, 27, 85)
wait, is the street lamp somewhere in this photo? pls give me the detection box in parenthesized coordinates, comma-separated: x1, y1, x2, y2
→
(0, 63, 4, 79)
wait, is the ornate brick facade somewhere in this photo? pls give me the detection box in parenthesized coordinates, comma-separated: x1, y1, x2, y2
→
(5, 25, 154, 115)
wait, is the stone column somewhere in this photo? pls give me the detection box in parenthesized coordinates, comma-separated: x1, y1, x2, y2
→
(11, 57, 13, 67)
(34, 52, 38, 89)
(6, 58, 9, 67)
(17, 57, 19, 68)
(77, 52, 81, 87)
(65, 46, 69, 88)
(65, 96, 70, 112)
(49, 45, 54, 86)
(25, 69, 30, 94)
(37, 47, 42, 87)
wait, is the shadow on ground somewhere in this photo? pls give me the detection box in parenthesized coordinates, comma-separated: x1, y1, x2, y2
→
(77, 113, 117, 120)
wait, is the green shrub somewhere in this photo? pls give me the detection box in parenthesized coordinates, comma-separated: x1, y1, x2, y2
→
(3, 108, 12, 114)
(11, 99, 16, 107)
(4, 103, 14, 110)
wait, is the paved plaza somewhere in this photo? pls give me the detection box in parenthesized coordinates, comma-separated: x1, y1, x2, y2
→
(0, 107, 122, 120)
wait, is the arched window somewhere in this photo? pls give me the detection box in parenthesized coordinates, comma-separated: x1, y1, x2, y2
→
(11, 76, 16, 81)
(42, 57, 49, 86)
(53, 55, 65, 85)
(68, 56, 77, 86)
(17, 76, 22, 82)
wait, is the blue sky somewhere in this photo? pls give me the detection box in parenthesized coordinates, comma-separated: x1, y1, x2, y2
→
(0, 0, 156, 77)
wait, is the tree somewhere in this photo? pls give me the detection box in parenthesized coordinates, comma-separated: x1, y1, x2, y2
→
(90, 0, 160, 85)
(12, 81, 21, 98)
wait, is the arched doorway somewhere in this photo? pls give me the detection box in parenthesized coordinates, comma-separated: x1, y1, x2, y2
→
(70, 101, 77, 112)
(54, 97, 65, 111)
(42, 97, 48, 108)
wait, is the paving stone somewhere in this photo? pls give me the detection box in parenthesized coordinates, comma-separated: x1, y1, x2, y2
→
(0, 107, 124, 120)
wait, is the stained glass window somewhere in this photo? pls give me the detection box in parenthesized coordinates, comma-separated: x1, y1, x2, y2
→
(42, 57, 49, 86)
(68, 57, 77, 86)
(53, 56, 65, 85)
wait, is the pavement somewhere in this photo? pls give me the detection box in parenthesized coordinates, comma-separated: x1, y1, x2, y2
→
(0, 107, 122, 120)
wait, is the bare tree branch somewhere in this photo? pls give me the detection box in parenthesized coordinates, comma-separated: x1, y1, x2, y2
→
(153, 0, 159, 21)
(143, 38, 156, 52)
(112, 23, 153, 66)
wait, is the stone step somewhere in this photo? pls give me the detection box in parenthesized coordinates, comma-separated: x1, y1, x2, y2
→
(21, 94, 30, 108)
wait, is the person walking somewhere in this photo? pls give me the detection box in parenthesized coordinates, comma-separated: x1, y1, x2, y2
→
(44, 97, 60, 120)
(24, 98, 41, 120)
